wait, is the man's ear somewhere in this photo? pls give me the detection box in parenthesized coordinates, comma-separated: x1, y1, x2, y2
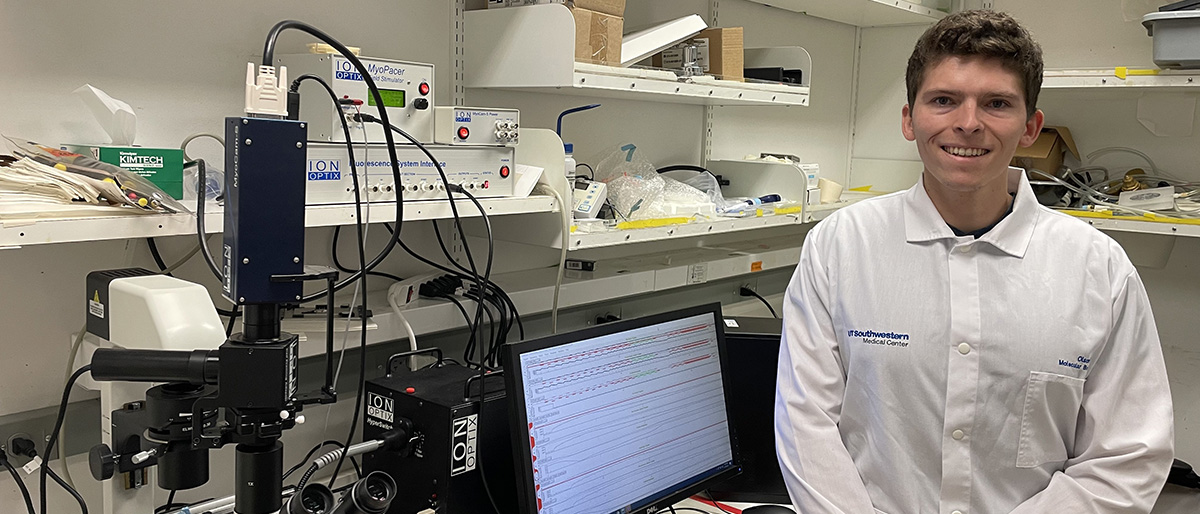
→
(1019, 109, 1045, 147)
(901, 103, 916, 142)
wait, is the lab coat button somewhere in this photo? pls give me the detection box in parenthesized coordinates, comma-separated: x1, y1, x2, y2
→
(953, 429, 965, 440)
(952, 511, 964, 514)
(958, 343, 971, 355)
(956, 245, 974, 254)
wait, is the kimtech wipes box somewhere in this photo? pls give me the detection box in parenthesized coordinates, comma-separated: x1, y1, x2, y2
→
(62, 144, 185, 199)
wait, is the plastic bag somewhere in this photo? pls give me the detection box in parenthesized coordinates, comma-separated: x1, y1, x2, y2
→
(3, 135, 189, 214)
(593, 146, 665, 220)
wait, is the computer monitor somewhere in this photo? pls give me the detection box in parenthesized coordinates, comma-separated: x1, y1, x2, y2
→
(503, 303, 741, 514)
(707, 315, 790, 504)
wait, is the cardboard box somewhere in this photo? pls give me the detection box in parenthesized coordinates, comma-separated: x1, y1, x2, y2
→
(571, 7, 623, 66)
(62, 144, 185, 200)
(492, 0, 626, 16)
(652, 27, 744, 80)
(1010, 126, 1080, 178)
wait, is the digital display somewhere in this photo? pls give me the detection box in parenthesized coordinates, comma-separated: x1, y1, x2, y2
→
(368, 88, 406, 108)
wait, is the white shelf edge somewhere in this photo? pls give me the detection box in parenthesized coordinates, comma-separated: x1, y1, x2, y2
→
(744, 0, 947, 27)
(1043, 69, 1200, 90)
(0, 196, 560, 248)
(1062, 212, 1200, 238)
(568, 213, 807, 250)
(291, 240, 804, 358)
(479, 69, 811, 107)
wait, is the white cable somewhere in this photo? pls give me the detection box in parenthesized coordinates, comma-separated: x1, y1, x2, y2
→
(1084, 146, 1162, 177)
(541, 186, 570, 333)
(180, 133, 226, 161)
(386, 286, 418, 353)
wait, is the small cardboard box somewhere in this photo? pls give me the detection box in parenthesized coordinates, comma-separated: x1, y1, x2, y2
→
(492, 0, 626, 16)
(1010, 126, 1080, 178)
(62, 144, 185, 200)
(652, 27, 744, 80)
(571, 7, 623, 66)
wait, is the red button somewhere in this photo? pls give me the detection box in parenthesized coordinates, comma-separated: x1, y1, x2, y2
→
(405, 387, 415, 394)
(483, 181, 490, 189)
(419, 82, 430, 95)
(457, 127, 469, 140)
(499, 166, 510, 178)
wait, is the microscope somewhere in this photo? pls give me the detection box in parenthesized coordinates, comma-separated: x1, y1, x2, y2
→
(77, 21, 412, 514)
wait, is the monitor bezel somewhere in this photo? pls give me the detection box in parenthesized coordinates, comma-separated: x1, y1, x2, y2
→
(502, 302, 742, 514)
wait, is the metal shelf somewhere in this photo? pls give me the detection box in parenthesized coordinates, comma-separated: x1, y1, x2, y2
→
(0, 196, 559, 248)
(745, 0, 947, 27)
(464, 5, 810, 107)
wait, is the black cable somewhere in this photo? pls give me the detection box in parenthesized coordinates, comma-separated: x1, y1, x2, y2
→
(385, 222, 524, 341)
(357, 116, 491, 370)
(41, 365, 91, 514)
(576, 162, 595, 180)
(1, 456, 35, 514)
(739, 287, 779, 318)
(154, 490, 180, 514)
(330, 225, 404, 282)
(283, 440, 345, 481)
(438, 294, 481, 368)
(46, 467, 87, 514)
(147, 237, 173, 277)
(225, 305, 241, 337)
(669, 508, 713, 514)
(261, 22, 407, 305)
(704, 490, 735, 514)
(190, 159, 224, 282)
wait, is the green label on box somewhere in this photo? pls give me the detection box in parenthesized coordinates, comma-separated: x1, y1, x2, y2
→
(64, 145, 185, 200)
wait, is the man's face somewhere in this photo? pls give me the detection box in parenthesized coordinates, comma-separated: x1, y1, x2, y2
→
(902, 55, 1043, 195)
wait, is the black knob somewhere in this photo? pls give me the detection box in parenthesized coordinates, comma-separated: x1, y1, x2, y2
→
(89, 444, 116, 481)
(413, 98, 429, 110)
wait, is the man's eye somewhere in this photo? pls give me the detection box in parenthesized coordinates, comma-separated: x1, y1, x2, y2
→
(932, 97, 951, 106)
(989, 99, 1010, 108)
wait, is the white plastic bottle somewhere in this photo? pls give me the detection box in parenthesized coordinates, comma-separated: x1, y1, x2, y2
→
(564, 142, 577, 185)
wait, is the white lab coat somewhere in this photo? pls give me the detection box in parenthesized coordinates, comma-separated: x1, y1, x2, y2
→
(775, 169, 1173, 514)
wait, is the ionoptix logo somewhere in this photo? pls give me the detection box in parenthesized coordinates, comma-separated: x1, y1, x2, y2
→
(847, 329, 910, 348)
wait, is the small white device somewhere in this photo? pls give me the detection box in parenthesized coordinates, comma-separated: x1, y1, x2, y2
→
(304, 142, 516, 205)
(434, 106, 519, 146)
(276, 54, 435, 143)
(1119, 186, 1175, 211)
(573, 180, 607, 219)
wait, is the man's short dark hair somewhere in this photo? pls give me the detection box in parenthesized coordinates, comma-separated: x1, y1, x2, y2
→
(906, 10, 1043, 118)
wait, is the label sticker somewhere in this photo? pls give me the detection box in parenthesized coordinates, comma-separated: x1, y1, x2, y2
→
(450, 414, 479, 476)
(724, 319, 740, 328)
(88, 291, 104, 318)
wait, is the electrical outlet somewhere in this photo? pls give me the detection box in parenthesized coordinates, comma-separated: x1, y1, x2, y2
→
(6, 432, 35, 466)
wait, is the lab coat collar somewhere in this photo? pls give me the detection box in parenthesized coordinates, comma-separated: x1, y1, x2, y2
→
(903, 167, 1039, 258)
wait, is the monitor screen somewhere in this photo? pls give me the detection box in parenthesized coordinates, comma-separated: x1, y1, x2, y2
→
(504, 304, 740, 514)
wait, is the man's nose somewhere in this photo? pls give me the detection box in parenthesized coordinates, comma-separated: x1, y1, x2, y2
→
(954, 101, 983, 134)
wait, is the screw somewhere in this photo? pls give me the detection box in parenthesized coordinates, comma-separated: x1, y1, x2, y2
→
(239, 297, 245, 303)
(242, 119, 249, 125)
(245, 138, 253, 145)
(293, 257, 300, 263)
(295, 295, 302, 300)
(243, 257, 250, 264)
(296, 142, 303, 148)
(300, 123, 307, 128)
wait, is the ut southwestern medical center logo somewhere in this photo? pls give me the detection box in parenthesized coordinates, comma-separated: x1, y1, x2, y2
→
(848, 328, 911, 348)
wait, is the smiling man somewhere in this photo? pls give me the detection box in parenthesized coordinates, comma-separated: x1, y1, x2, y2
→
(775, 10, 1174, 514)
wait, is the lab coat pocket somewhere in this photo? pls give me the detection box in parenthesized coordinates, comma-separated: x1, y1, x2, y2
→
(1016, 371, 1085, 468)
